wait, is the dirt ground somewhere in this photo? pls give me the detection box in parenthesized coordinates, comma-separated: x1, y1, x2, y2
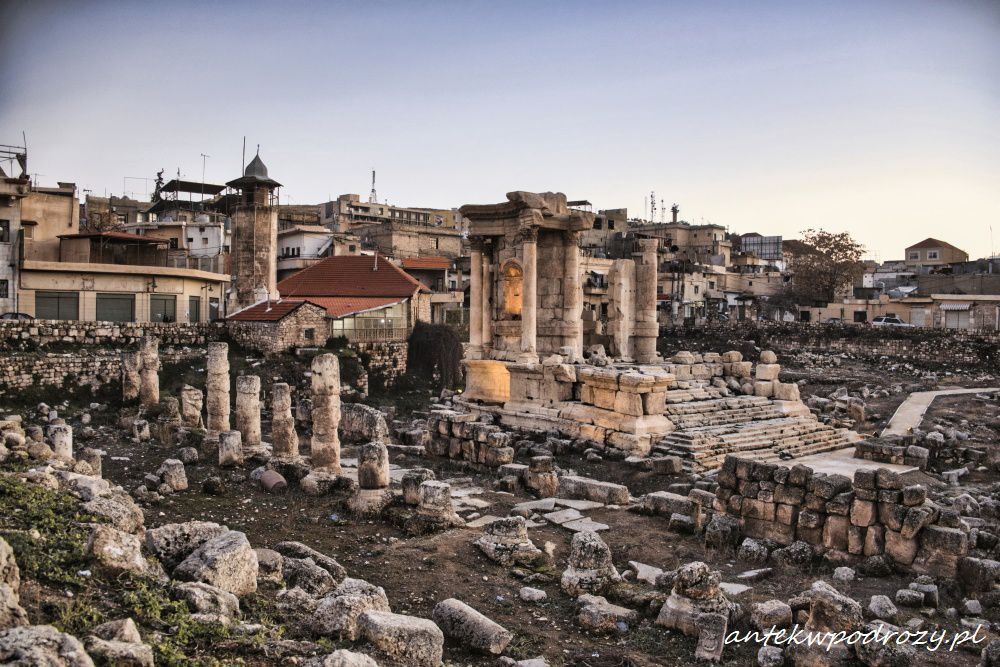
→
(10, 350, 1000, 666)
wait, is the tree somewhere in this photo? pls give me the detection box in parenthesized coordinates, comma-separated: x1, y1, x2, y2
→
(780, 229, 866, 306)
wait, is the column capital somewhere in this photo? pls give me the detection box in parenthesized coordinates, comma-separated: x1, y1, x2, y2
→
(514, 225, 538, 245)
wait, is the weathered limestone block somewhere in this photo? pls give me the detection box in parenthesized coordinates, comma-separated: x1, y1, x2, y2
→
(557, 475, 629, 505)
(173, 581, 240, 621)
(409, 481, 463, 532)
(273, 541, 347, 583)
(357, 442, 390, 489)
(122, 350, 141, 402)
(525, 456, 558, 498)
(81, 494, 144, 534)
(206, 342, 230, 433)
(755, 363, 780, 381)
(311, 354, 342, 471)
(561, 531, 621, 596)
(156, 458, 188, 491)
(313, 578, 391, 640)
(271, 383, 299, 458)
(655, 562, 734, 638)
(577, 594, 639, 634)
(145, 521, 230, 570)
(173, 531, 258, 596)
(475, 516, 543, 566)
(773, 382, 800, 402)
(218, 430, 243, 467)
(87, 525, 150, 576)
(401, 469, 435, 505)
(235, 375, 262, 450)
(49, 424, 72, 461)
(180, 385, 204, 428)
(0, 625, 95, 666)
(138, 336, 160, 408)
(340, 403, 389, 443)
(432, 598, 513, 655)
(357, 610, 444, 667)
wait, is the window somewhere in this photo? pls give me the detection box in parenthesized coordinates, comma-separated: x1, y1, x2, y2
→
(189, 296, 201, 323)
(0, 220, 9, 243)
(303, 328, 315, 341)
(208, 297, 220, 321)
(96, 294, 135, 322)
(927, 251, 939, 260)
(150, 294, 176, 322)
(202, 237, 208, 246)
(186, 237, 193, 244)
(593, 219, 603, 230)
(22, 225, 33, 240)
(608, 221, 615, 230)
(0, 280, 7, 298)
(35, 291, 79, 320)
(709, 281, 716, 290)
(908, 251, 919, 260)
(349, 245, 356, 253)
(854, 311, 868, 323)
(169, 238, 179, 249)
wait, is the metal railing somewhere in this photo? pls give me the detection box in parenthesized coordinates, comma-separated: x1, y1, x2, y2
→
(339, 327, 410, 342)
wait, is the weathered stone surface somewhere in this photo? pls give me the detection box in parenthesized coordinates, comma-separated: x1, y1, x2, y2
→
(357, 610, 444, 667)
(283, 557, 336, 596)
(218, 430, 244, 467)
(302, 650, 380, 667)
(557, 475, 629, 505)
(273, 542, 347, 583)
(84, 637, 154, 667)
(145, 521, 229, 570)
(311, 354, 342, 471)
(401, 468, 435, 505)
(174, 531, 258, 596)
(475, 516, 543, 567)
(313, 578, 391, 640)
(357, 441, 390, 489)
(173, 582, 240, 620)
(0, 625, 95, 666)
(432, 598, 513, 655)
(752, 599, 792, 630)
(341, 403, 390, 443)
(206, 342, 231, 433)
(271, 382, 299, 458)
(576, 594, 638, 634)
(807, 580, 863, 633)
(156, 458, 188, 491)
(87, 525, 148, 576)
(561, 531, 621, 596)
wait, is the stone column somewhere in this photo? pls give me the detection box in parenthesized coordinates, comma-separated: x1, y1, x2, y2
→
(218, 430, 243, 466)
(563, 231, 583, 356)
(235, 375, 261, 450)
(180, 385, 204, 429)
(121, 351, 140, 402)
(138, 337, 160, 408)
(633, 239, 660, 363)
(468, 240, 483, 357)
(480, 249, 492, 353)
(350, 440, 393, 514)
(206, 342, 230, 435)
(271, 382, 299, 459)
(310, 353, 341, 471)
(518, 227, 538, 363)
(158, 397, 181, 446)
(50, 424, 72, 461)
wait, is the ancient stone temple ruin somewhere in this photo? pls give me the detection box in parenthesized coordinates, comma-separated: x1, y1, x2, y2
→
(452, 191, 862, 469)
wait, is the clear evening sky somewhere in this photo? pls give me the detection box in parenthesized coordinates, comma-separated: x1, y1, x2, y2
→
(1, 0, 997, 261)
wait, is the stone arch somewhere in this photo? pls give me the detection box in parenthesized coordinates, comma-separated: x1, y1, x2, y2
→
(500, 260, 523, 319)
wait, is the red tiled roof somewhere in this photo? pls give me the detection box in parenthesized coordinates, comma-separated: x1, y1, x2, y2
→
(401, 256, 451, 271)
(305, 296, 405, 319)
(227, 299, 314, 322)
(278, 254, 429, 298)
(58, 231, 163, 244)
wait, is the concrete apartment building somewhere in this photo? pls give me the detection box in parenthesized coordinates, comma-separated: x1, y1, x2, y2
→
(2, 171, 229, 323)
(904, 237, 969, 271)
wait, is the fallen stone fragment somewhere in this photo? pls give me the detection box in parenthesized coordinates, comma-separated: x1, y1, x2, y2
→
(432, 598, 513, 655)
(357, 610, 444, 667)
(173, 530, 258, 596)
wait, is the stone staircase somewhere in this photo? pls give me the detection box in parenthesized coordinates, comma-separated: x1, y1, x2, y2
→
(654, 396, 863, 471)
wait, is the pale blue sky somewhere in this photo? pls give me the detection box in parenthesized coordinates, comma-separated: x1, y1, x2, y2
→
(1, 0, 997, 260)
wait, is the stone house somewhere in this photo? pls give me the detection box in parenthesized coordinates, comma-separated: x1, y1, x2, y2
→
(226, 299, 329, 353)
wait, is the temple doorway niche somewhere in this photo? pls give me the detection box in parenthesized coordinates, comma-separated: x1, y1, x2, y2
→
(500, 261, 523, 319)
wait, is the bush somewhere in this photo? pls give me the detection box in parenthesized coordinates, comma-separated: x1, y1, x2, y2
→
(406, 322, 462, 390)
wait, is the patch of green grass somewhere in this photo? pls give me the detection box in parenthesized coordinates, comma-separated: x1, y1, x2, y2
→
(0, 473, 98, 588)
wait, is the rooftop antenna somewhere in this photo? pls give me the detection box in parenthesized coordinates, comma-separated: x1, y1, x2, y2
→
(649, 191, 657, 225)
(241, 136, 246, 176)
(368, 169, 377, 204)
(660, 198, 665, 223)
(200, 153, 210, 199)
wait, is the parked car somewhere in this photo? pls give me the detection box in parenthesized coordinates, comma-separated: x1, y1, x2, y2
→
(871, 315, 914, 328)
(0, 312, 33, 321)
(824, 317, 846, 324)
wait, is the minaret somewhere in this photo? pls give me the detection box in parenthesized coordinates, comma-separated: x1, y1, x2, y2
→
(226, 150, 281, 310)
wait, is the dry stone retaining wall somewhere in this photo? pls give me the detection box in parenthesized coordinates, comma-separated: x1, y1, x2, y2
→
(660, 322, 1000, 368)
(0, 320, 224, 349)
(0, 348, 203, 391)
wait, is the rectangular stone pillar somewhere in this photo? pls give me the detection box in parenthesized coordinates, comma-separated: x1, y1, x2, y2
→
(633, 238, 660, 363)
(480, 251, 492, 353)
(469, 242, 483, 357)
(563, 231, 582, 356)
(519, 228, 538, 363)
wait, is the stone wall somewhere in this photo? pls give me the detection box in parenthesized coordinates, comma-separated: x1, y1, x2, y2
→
(0, 347, 204, 392)
(714, 454, 968, 577)
(353, 341, 407, 388)
(659, 322, 1000, 369)
(0, 319, 224, 349)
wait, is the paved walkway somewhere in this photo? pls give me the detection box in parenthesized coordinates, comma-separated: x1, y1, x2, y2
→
(882, 387, 999, 437)
(794, 447, 917, 477)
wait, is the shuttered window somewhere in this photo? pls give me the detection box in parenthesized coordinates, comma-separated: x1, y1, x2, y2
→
(36, 291, 79, 321)
(96, 294, 135, 322)
(189, 296, 201, 323)
(150, 295, 176, 323)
